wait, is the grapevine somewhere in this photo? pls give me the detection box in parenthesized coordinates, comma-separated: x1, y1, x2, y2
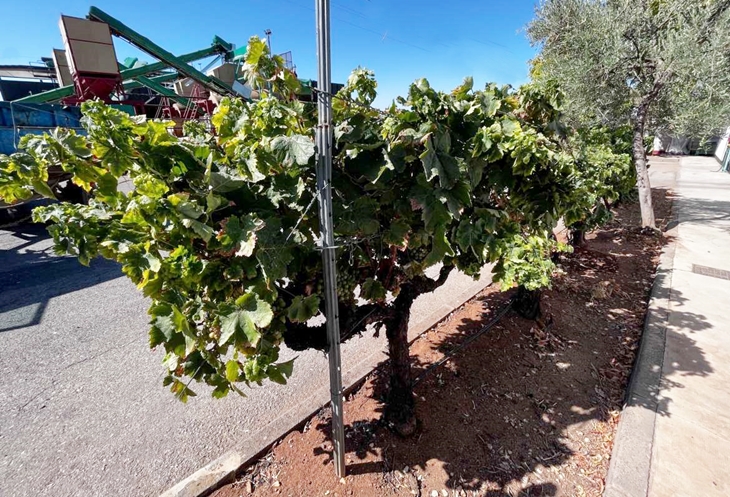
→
(0, 37, 633, 427)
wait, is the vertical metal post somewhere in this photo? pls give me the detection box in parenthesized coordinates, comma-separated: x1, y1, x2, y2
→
(314, 0, 346, 479)
(264, 29, 272, 54)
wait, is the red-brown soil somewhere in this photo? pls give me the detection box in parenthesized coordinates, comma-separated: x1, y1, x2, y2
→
(212, 190, 672, 497)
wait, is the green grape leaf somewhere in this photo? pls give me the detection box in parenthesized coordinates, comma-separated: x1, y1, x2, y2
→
(420, 134, 460, 190)
(152, 313, 176, 341)
(30, 179, 56, 199)
(361, 278, 386, 301)
(169, 378, 197, 403)
(423, 227, 456, 267)
(219, 215, 264, 257)
(452, 76, 474, 99)
(410, 175, 452, 232)
(209, 168, 248, 193)
(180, 219, 213, 242)
(255, 217, 293, 285)
(218, 294, 273, 347)
(270, 134, 315, 167)
(206, 192, 226, 213)
(287, 295, 320, 323)
(455, 219, 483, 253)
(225, 360, 241, 382)
(266, 358, 296, 385)
(149, 326, 166, 348)
(383, 219, 411, 248)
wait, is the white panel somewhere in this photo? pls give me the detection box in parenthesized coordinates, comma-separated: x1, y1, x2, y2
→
(52, 49, 73, 86)
(174, 78, 197, 97)
(66, 40, 119, 75)
(59, 15, 119, 77)
(207, 63, 237, 86)
(60, 15, 114, 45)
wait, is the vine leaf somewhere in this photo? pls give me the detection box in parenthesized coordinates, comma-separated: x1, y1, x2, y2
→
(420, 133, 460, 190)
(270, 135, 315, 167)
(287, 295, 320, 323)
(181, 219, 214, 243)
(410, 175, 451, 232)
(255, 217, 293, 285)
(424, 227, 456, 267)
(220, 215, 264, 257)
(219, 294, 273, 347)
(361, 278, 386, 301)
(267, 358, 296, 385)
(225, 360, 241, 382)
(383, 219, 411, 248)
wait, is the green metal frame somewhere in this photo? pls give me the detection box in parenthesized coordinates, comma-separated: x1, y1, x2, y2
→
(88, 6, 240, 98)
(124, 72, 178, 91)
(134, 75, 193, 110)
(14, 14, 233, 104)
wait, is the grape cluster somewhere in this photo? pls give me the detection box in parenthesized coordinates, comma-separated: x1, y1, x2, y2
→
(410, 245, 430, 262)
(272, 297, 287, 323)
(336, 270, 358, 301)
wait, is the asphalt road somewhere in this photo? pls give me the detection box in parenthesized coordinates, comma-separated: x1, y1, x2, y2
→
(0, 222, 491, 497)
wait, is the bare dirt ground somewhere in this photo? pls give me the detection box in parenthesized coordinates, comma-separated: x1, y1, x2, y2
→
(212, 190, 672, 497)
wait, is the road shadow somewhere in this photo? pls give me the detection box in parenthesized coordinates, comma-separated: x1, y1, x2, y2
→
(0, 222, 121, 332)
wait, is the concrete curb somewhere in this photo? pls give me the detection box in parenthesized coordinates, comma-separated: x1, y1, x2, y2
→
(159, 270, 493, 497)
(159, 452, 244, 497)
(603, 202, 680, 497)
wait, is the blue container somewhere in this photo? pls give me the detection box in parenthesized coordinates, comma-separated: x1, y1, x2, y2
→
(0, 128, 16, 155)
(0, 126, 86, 155)
(53, 106, 83, 128)
(4, 102, 55, 127)
(0, 101, 85, 155)
(0, 103, 12, 127)
(0, 102, 83, 128)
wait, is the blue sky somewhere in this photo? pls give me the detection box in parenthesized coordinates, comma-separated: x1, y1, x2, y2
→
(0, 0, 539, 106)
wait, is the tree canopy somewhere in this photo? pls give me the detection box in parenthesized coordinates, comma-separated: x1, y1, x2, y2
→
(528, 0, 730, 136)
(528, 0, 730, 227)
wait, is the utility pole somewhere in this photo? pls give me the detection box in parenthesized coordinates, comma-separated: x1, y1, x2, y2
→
(264, 29, 272, 55)
(314, 0, 346, 479)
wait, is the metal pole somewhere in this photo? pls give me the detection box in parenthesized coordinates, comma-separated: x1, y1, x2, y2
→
(264, 29, 272, 55)
(314, 0, 346, 479)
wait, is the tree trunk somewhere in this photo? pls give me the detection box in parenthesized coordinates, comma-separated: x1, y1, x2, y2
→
(384, 287, 417, 437)
(631, 110, 656, 229)
(513, 285, 542, 320)
(570, 228, 586, 247)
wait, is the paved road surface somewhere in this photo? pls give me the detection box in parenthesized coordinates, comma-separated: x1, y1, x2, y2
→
(0, 221, 490, 497)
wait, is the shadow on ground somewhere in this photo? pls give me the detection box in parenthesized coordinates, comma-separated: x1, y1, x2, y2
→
(0, 222, 121, 332)
(308, 189, 712, 496)
(665, 196, 730, 231)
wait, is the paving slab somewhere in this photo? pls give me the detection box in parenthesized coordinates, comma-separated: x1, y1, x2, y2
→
(605, 156, 730, 497)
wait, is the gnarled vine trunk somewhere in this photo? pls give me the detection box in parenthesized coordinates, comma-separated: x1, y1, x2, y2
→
(570, 228, 586, 247)
(384, 286, 417, 437)
(513, 285, 542, 320)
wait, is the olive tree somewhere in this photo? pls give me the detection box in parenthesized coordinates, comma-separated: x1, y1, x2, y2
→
(528, 0, 730, 228)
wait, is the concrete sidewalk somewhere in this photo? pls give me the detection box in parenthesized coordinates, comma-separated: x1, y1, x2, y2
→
(606, 156, 730, 497)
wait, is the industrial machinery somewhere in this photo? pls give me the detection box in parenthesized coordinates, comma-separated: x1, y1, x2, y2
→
(0, 5, 342, 156)
(0, 6, 254, 155)
(0, 6, 342, 224)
